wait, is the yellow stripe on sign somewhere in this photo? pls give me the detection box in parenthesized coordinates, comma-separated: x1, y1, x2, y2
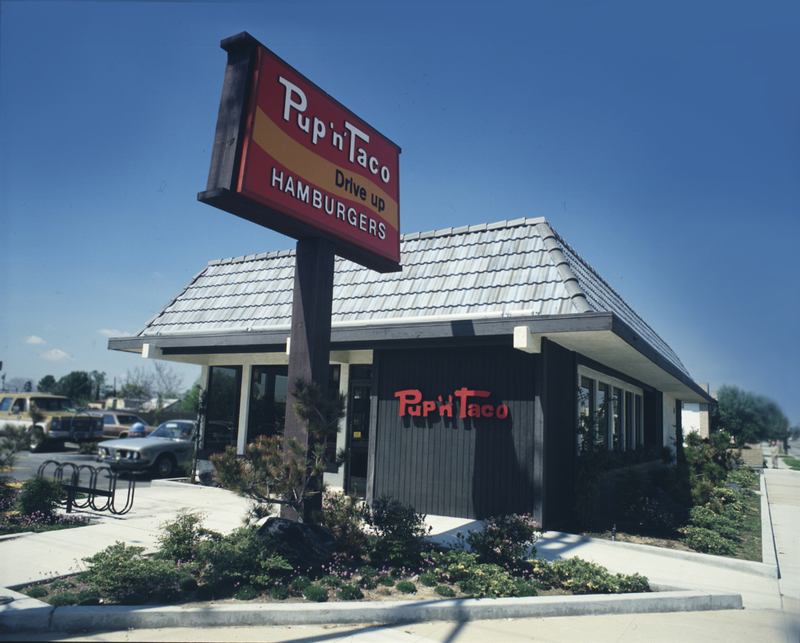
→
(251, 107, 398, 230)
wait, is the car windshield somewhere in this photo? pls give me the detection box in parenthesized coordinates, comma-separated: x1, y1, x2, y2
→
(151, 422, 194, 440)
(31, 397, 77, 412)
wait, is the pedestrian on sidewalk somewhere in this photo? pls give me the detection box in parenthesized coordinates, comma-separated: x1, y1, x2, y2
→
(770, 440, 779, 468)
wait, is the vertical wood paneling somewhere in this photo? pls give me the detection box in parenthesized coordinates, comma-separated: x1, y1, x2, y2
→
(541, 339, 578, 528)
(373, 344, 536, 519)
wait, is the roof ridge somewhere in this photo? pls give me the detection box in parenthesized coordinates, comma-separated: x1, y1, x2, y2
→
(532, 221, 592, 314)
(402, 217, 546, 241)
(545, 223, 687, 370)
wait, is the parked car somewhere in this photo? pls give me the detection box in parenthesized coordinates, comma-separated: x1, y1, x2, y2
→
(88, 411, 155, 439)
(97, 419, 195, 478)
(0, 392, 104, 452)
(96, 419, 235, 477)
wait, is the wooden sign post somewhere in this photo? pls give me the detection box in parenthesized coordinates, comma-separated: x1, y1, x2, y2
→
(199, 32, 400, 522)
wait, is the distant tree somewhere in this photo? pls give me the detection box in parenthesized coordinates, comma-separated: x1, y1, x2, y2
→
(37, 375, 57, 393)
(23, 381, 32, 392)
(5, 377, 28, 393)
(153, 362, 182, 398)
(714, 385, 790, 445)
(55, 371, 93, 405)
(89, 370, 107, 400)
(181, 379, 202, 414)
(119, 366, 154, 400)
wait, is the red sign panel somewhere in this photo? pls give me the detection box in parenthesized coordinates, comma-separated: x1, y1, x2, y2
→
(237, 46, 401, 266)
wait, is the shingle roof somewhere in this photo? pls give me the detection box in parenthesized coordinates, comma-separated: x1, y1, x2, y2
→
(138, 217, 689, 378)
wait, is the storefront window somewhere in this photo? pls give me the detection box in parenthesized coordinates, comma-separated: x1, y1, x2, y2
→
(597, 383, 609, 450)
(248, 366, 288, 441)
(247, 365, 342, 448)
(578, 366, 645, 453)
(206, 366, 241, 455)
(613, 387, 622, 451)
(578, 376, 596, 454)
(625, 391, 634, 450)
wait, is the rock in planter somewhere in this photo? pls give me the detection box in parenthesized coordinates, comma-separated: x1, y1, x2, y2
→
(258, 517, 336, 567)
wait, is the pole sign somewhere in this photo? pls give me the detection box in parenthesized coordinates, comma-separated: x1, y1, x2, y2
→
(199, 32, 401, 273)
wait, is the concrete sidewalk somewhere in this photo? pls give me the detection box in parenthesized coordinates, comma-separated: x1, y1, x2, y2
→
(1, 469, 798, 641)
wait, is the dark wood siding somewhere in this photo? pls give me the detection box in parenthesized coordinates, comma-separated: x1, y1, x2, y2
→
(372, 344, 536, 519)
(538, 339, 577, 529)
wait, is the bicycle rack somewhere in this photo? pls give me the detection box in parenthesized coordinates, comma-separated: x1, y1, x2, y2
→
(37, 461, 135, 516)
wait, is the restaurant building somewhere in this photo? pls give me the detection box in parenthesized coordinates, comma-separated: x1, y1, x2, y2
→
(109, 217, 712, 528)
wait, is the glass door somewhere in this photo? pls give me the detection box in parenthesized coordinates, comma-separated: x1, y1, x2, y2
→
(346, 370, 372, 497)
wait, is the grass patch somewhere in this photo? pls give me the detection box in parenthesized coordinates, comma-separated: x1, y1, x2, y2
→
(780, 455, 800, 471)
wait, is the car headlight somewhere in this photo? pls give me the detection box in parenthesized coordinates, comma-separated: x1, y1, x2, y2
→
(99, 447, 107, 456)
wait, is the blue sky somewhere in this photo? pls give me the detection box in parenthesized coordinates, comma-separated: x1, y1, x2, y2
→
(1, 2, 798, 423)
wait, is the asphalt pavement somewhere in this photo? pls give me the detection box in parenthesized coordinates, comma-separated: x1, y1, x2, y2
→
(1, 461, 798, 642)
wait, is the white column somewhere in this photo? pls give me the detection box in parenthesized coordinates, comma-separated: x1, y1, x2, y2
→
(237, 366, 252, 455)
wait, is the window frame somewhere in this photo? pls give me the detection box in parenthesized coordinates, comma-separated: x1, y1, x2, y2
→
(577, 365, 644, 452)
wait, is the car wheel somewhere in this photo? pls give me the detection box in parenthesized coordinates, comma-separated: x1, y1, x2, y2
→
(29, 426, 48, 453)
(153, 454, 176, 478)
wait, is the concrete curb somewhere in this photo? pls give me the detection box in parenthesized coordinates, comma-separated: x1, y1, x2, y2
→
(760, 472, 780, 576)
(0, 588, 743, 634)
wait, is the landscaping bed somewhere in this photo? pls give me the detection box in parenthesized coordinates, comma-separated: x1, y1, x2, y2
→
(577, 433, 763, 561)
(19, 501, 649, 608)
(0, 478, 92, 536)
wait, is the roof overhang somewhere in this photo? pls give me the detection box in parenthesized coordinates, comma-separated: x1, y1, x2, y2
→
(108, 311, 713, 404)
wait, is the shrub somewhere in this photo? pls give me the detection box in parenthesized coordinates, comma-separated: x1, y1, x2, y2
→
(195, 525, 294, 590)
(419, 571, 438, 587)
(538, 557, 650, 595)
(434, 585, 456, 597)
(679, 526, 737, 556)
(726, 467, 758, 490)
(456, 563, 517, 598)
(158, 509, 211, 563)
(269, 584, 289, 600)
(427, 549, 480, 585)
(338, 583, 364, 600)
(82, 541, 181, 604)
(49, 592, 78, 606)
(624, 495, 676, 536)
(395, 580, 416, 594)
(234, 584, 258, 601)
(26, 586, 48, 598)
(303, 584, 329, 602)
(513, 580, 539, 597)
(377, 574, 395, 587)
(17, 477, 63, 519)
(687, 506, 740, 540)
(77, 441, 98, 455)
(290, 576, 312, 594)
(315, 491, 367, 557)
(362, 495, 431, 567)
(320, 574, 343, 588)
(457, 513, 541, 568)
(360, 576, 378, 590)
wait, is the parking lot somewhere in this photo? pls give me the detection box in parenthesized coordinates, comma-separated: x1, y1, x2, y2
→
(8, 444, 154, 489)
